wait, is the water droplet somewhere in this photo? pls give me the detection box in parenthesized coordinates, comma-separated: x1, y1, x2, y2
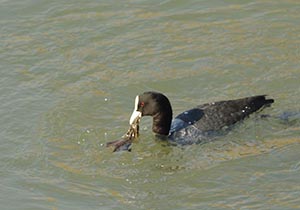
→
(77, 141, 81, 145)
(242, 110, 245, 113)
(104, 98, 108, 101)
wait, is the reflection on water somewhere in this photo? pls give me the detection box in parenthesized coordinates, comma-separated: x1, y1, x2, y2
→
(1, 0, 300, 209)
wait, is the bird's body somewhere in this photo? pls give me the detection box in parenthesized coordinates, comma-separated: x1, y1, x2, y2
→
(169, 95, 274, 144)
(130, 92, 274, 145)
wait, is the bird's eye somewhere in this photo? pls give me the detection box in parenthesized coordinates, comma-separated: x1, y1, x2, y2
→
(140, 102, 145, 107)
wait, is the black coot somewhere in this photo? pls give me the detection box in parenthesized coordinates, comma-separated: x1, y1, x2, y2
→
(129, 91, 274, 144)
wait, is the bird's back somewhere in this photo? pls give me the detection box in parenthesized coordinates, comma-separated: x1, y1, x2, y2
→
(193, 95, 274, 132)
(169, 95, 274, 144)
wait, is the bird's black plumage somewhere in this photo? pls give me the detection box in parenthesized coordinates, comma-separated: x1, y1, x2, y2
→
(130, 91, 274, 144)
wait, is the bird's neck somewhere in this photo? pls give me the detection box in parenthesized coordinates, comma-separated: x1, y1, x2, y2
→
(152, 111, 172, 136)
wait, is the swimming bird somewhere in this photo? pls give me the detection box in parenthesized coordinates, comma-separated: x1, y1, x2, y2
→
(129, 91, 274, 145)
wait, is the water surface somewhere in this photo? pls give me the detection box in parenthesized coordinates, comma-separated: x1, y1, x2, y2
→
(1, 0, 300, 209)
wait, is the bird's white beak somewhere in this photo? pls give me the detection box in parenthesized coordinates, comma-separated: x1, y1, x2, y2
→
(129, 95, 142, 125)
(129, 109, 142, 125)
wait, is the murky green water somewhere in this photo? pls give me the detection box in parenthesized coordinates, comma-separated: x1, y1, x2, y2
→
(1, 0, 300, 209)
